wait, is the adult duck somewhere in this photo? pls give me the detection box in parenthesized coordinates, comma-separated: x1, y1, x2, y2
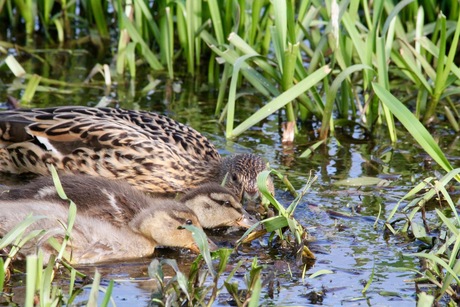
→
(0, 106, 273, 202)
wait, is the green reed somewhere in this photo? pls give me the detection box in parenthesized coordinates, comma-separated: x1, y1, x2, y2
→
(3, 0, 460, 136)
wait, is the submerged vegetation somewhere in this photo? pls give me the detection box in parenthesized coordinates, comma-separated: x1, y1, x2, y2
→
(1, 0, 460, 305)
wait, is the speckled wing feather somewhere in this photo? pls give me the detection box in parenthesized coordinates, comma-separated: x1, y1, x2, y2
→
(0, 107, 223, 193)
(37, 107, 219, 159)
(0, 107, 220, 158)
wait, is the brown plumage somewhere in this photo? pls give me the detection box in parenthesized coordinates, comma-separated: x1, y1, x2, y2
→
(0, 106, 273, 202)
(0, 175, 256, 229)
(0, 198, 210, 264)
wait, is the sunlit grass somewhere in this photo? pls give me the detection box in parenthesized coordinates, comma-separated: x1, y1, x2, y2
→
(3, 0, 460, 135)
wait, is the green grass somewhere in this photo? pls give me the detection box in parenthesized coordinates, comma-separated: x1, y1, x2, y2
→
(385, 168, 460, 304)
(3, 0, 460, 136)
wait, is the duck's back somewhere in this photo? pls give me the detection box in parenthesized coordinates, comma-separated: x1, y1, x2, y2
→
(0, 107, 220, 159)
(0, 107, 222, 193)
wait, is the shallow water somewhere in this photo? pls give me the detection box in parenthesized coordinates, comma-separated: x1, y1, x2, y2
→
(0, 35, 455, 306)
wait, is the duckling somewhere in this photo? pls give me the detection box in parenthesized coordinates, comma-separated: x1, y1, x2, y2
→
(0, 106, 274, 202)
(0, 175, 256, 229)
(0, 199, 214, 264)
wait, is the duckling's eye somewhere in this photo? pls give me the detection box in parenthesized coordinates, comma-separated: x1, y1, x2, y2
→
(185, 219, 193, 225)
(218, 200, 232, 207)
(231, 173, 238, 183)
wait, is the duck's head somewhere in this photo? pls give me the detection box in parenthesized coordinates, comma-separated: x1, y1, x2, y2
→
(181, 183, 257, 229)
(130, 206, 217, 253)
(219, 153, 274, 204)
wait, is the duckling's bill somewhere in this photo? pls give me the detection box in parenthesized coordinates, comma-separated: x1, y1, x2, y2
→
(235, 209, 258, 229)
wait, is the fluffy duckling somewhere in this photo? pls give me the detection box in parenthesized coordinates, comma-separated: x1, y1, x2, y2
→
(0, 175, 256, 229)
(0, 106, 274, 202)
(0, 199, 212, 264)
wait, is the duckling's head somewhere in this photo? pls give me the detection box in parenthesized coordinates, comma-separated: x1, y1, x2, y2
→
(181, 183, 257, 229)
(219, 153, 274, 203)
(129, 205, 217, 253)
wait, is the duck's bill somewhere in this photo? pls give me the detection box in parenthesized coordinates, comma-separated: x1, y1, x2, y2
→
(189, 238, 218, 253)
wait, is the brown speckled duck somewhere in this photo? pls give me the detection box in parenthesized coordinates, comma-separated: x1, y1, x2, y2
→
(0, 106, 273, 202)
(0, 175, 256, 229)
(0, 198, 212, 264)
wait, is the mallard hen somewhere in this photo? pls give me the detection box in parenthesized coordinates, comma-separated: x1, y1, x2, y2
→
(0, 175, 256, 229)
(0, 106, 273, 202)
(0, 198, 214, 264)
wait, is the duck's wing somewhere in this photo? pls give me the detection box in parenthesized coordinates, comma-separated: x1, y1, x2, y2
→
(1, 106, 221, 160)
(0, 107, 221, 193)
(0, 109, 152, 150)
(0, 109, 157, 175)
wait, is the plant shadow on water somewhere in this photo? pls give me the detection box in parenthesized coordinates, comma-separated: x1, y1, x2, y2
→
(0, 44, 457, 306)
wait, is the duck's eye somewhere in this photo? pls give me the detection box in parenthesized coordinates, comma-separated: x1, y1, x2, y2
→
(185, 219, 193, 225)
(231, 174, 238, 183)
(218, 200, 232, 207)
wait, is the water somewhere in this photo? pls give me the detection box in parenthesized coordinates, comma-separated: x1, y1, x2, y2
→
(0, 34, 453, 306)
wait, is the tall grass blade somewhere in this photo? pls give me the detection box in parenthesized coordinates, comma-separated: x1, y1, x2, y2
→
(21, 74, 42, 104)
(230, 65, 331, 138)
(40, 254, 56, 306)
(90, 0, 109, 37)
(226, 54, 258, 136)
(87, 270, 101, 306)
(373, 83, 454, 174)
(0, 257, 3, 291)
(207, 0, 224, 45)
(0, 215, 45, 249)
(100, 280, 114, 307)
(376, 35, 396, 142)
(409, 252, 460, 284)
(25, 255, 38, 307)
(122, 14, 164, 70)
(382, 0, 413, 36)
(319, 64, 371, 139)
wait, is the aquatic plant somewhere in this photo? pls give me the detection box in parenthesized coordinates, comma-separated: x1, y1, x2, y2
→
(148, 233, 263, 307)
(385, 168, 460, 304)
